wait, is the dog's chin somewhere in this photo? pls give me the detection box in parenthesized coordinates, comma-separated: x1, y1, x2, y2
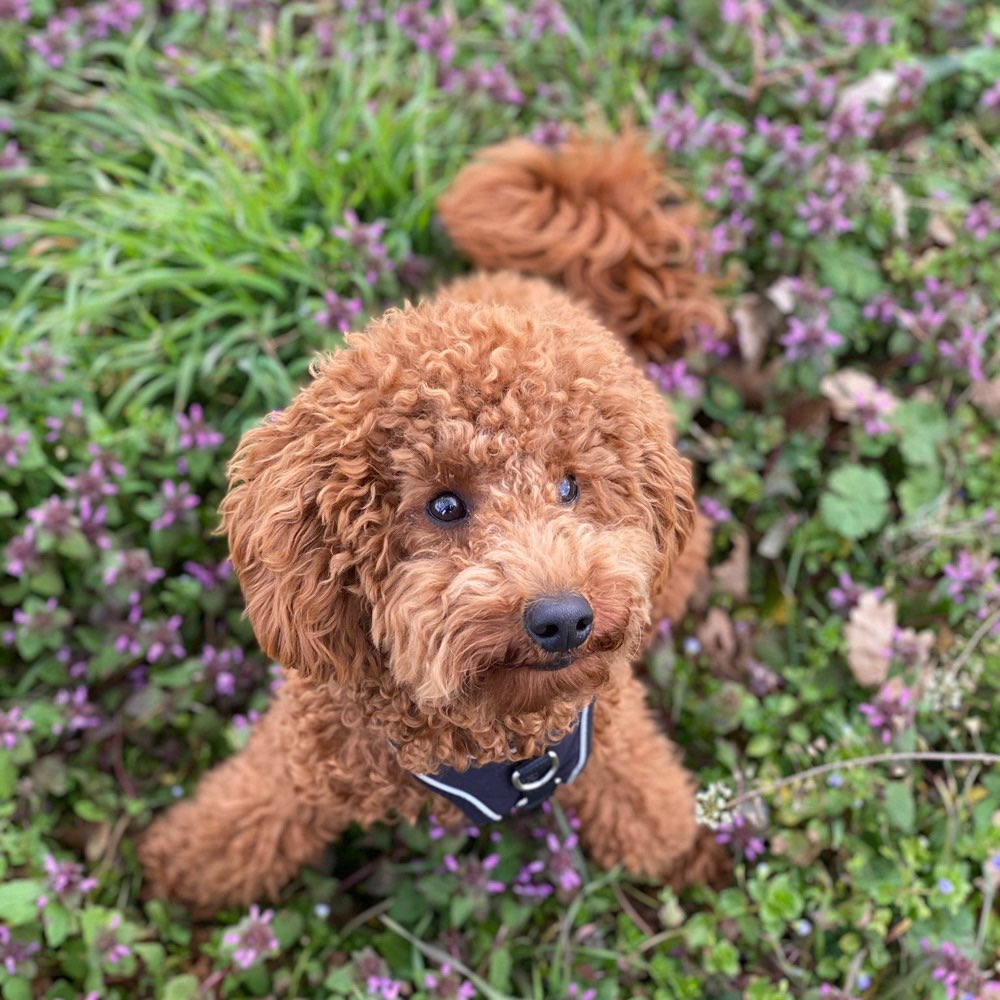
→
(470, 651, 614, 716)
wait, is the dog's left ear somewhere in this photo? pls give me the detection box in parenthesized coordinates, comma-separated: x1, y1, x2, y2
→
(632, 384, 698, 600)
(219, 347, 384, 684)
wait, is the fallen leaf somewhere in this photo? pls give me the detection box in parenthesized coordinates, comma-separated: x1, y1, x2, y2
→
(820, 368, 897, 421)
(766, 277, 798, 315)
(712, 531, 750, 601)
(732, 293, 778, 370)
(835, 69, 897, 114)
(885, 181, 910, 240)
(844, 591, 896, 687)
(971, 377, 1000, 420)
(697, 607, 740, 679)
(927, 213, 956, 246)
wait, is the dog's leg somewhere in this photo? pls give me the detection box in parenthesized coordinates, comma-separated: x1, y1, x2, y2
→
(557, 675, 730, 890)
(139, 683, 385, 915)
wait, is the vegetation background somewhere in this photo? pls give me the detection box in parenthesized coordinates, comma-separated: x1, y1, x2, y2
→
(1, 1, 999, 997)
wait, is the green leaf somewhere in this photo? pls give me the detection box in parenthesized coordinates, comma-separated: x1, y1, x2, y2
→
(892, 400, 949, 467)
(898, 466, 945, 518)
(0, 752, 16, 800)
(44, 902, 74, 949)
(818, 246, 884, 300)
(162, 975, 200, 1000)
(885, 782, 915, 831)
(488, 947, 512, 990)
(0, 880, 44, 925)
(819, 465, 890, 539)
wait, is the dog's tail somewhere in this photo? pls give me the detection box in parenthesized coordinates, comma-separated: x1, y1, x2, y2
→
(436, 131, 728, 361)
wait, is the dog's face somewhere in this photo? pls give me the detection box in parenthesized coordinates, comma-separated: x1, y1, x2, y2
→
(221, 293, 694, 721)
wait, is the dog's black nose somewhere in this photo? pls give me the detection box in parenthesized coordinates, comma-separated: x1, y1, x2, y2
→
(524, 594, 594, 653)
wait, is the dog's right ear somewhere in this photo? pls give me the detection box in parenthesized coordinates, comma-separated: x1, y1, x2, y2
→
(219, 347, 382, 684)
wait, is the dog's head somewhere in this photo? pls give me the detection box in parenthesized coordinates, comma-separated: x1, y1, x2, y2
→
(221, 290, 694, 725)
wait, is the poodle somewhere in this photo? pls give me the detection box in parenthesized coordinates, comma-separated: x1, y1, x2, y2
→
(139, 132, 730, 914)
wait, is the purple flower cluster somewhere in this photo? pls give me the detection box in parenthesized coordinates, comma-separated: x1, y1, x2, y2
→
(913, 276, 968, 332)
(716, 813, 767, 861)
(645, 359, 702, 400)
(442, 851, 505, 895)
(780, 312, 843, 363)
(939, 325, 989, 382)
(200, 644, 246, 696)
(943, 551, 998, 604)
(395, 1, 456, 64)
(41, 853, 98, 904)
(52, 686, 102, 734)
(424, 963, 476, 1000)
(0, 405, 31, 468)
(330, 208, 396, 286)
(505, 0, 570, 41)
(0, 706, 32, 749)
(797, 192, 854, 237)
(921, 939, 998, 1000)
(858, 680, 914, 745)
(838, 12, 892, 47)
(222, 904, 279, 970)
(315, 290, 363, 332)
(177, 404, 224, 451)
(966, 200, 1000, 239)
(151, 480, 200, 531)
(0, 925, 38, 976)
(720, 0, 768, 29)
(443, 62, 524, 106)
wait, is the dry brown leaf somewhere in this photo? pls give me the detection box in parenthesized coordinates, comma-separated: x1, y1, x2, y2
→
(844, 591, 897, 687)
(712, 531, 750, 601)
(820, 368, 897, 421)
(766, 277, 798, 315)
(835, 70, 897, 114)
(971, 377, 1000, 420)
(697, 606, 740, 679)
(885, 181, 910, 240)
(732, 293, 778, 370)
(927, 213, 957, 246)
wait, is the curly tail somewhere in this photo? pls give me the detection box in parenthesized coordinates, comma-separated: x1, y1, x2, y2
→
(437, 131, 728, 361)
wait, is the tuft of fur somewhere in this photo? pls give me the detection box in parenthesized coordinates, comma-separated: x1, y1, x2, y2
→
(437, 132, 728, 361)
(139, 140, 731, 914)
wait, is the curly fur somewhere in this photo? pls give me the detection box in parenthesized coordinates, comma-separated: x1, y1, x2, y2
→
(437, 132, 729, 361)
(139, 133, 729, 915)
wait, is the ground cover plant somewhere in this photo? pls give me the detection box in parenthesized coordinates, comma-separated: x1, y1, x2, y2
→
(1, 0, 999, 996)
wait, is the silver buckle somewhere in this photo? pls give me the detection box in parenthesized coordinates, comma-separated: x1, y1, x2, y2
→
(511, 751, 560, 792)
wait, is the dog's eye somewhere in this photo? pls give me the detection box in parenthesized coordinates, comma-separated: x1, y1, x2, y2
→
(557, 474, 579, 505)
(427, 492, 468, 524)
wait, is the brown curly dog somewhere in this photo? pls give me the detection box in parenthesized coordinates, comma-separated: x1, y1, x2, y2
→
(139, 133, 730, 915)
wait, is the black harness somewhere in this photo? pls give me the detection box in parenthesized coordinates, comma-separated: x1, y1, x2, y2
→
(411, 702, 594, 824)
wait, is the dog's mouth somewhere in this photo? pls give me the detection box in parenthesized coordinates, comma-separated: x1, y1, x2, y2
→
(522, 654, 578, 672)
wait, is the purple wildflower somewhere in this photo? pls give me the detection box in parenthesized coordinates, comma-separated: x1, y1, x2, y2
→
(331, 208, 395, 285)
(822, 156, 870, 198)
(530, 120, 570, 146)
(395, 1, 456, 64)
(428, 814, 447, 840)
(200, 644, 245, 696)
(700, 497, 732, 524)
(780, 312, 843, 361)
(77, 498, 111, 551)
(981, 80, 1000, 113)
(96, 914, 130, 966)
(43, 854, 98, 901)
(566, 986, 597, 1000)
(863, 292, 900, 324)
(66, 460, 119, 502)
(4, 526, 41, 578)
(754, 118, 819, 170)
(151, 480, 200, 531)
(112, 605, 145, 657)
(85, 0, 144, 39)
(182, 559, 232, 589)
(0, 0, 31, 21)
(965, 201, 1000, 240)
(0, 405, 31, 468)
(939, 325, 988, 382)
(828, 572, 865, 612)
(506, 0, 570, 40)
(720, 0, 768, 28)
(646, 359, 702, 399)
(921, 939, 990, 1000)
(644, 17, 677, 60)
(913, 276, 967, 330)
(838, 12, 892, 47)
(797, 192, 854, 236)
(859, 680, 914, 745)
(45, 399, 86, 443)
(448, 62, 524, 105)
(103, 549, 165, 598)
(0, 139, 28, 170)
(512, 859, 553, 899)
(87, 443, 127, 481)
(177, 404, 224, 451)
(702, 158, 752, 206)
(698, 119, 747, 156)
(442, 852, 505, 895)
(27, 496, 78, 539)
(0, 707, 32, 750)
(342, 0, 385, 26)
(424, 963, 477, 1000)
(795, 68, 838, 111)
(651, 93, 701, 152)
(894, 63, 926, 106)
(826, 103, 882, 144)
(0, 926, 38, 976)
(222, 905, 279, 970)
(29, 8, 85, 67)
(854, 386, 896, 434)
(716, 813, 766, 861)
(315, 289, 363, 331)
(146, 615, 185, 663)
(14, 338, 67, 386)
(943, 550, 998, 603)
(13, 597, 71, 637)
(53, 686, 101, 734)
(540, 830, 583, 893)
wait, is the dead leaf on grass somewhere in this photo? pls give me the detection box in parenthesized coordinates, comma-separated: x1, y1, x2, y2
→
(712, 531, 750, 601)
(844, 591, 897, 687)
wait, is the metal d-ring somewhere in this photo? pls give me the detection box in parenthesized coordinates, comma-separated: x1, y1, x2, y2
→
(511, 751, 560, 792)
